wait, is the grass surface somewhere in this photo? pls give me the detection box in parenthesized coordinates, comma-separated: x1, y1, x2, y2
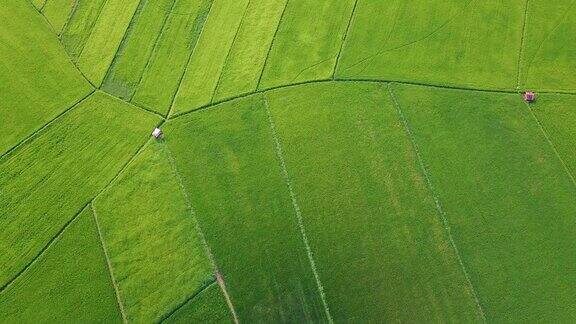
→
(165, 95, 328, 322)
(0, 207, 122, 323)
(0, 91, 160, 289)
(266, 82, 483, 322)
(393, 84, 576, 322)
(0, 1, 92, 155)
(164, 283, 231, 324)
(93, 142, 213, 322)
(337, 0, 524, 90)
(259, 0, 356, 89)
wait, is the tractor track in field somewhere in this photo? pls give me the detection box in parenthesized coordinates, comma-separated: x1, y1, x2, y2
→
(515, 0, 530, 90)
(387, 83, 488, 323)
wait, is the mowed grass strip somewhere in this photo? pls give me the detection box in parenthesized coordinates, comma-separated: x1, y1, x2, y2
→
(101, 0, 176, 100)
(0, 207, 122, 323)
(164, 95, 328, 322)
(212, 0, 287, 102)
(0, 91, 161, 289)
(258, 0, 356, 89)
(164, 282, 232, 324)
(170, 0, 249, 115)
(266, 82, 483, 323)
(41, 0, 76, 34)
(531, 94, 576, 176)
(60, 0, 107, 62)
(132, 0, 213, 115)
(519, 0, 576, 91)
(393, 84, 576, 322)
(0, 1, 92, 155)
(337, 0, 524, 90)
(93, 142, 213, 322)
(77, 0, 141, 86)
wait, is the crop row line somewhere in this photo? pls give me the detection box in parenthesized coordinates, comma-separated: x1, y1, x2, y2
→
(166, 0, 216, 119)
(263, 96, 334, 323)
(387, 83, 488, 323)
(90, 203, 129, 323)
(160, 140, 239, 323)
(332, 0, 359, 79)
(0, 203, 88, 295)
(255, 0, 290, 91)
(158, 279, 217, 323)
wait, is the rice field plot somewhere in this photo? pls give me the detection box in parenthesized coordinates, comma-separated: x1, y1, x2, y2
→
(164, 282, 232, 323)
(531, 94, 576, 175)
(0, 1, 92, 156)
(164, 95, 328, 322)
(336, 0, 525, 90)
(258, 0, 356, 89)
(0, 207, 121, 323)
(212, 0, 288, 103)
(60, 0, 107, 62)
(0, 91, 160, 290)
(392, 84, 576, 322)
(77, 0, 141, 86)
(92, 142, 214, 322)
(101, 0, 176, 100)
(170, 0, 249, 115)
(265, 82, 483, 322)
(31, 0, 46, 10)
(41, 0, 76, 34)
(518, 0, 576, 91)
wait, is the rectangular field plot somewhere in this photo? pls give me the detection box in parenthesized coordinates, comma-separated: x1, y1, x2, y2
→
(0, 91, 160, 290)
(101, 0, 176, 100)
(77, 0, 140, 86)
(60, 0, 107, 61)
(170, 0, 249, 115)
(0, 207, 121, 323)
(131, 0, 213, 115)
(337, 0, 524, 90)
(212, 0, 288, 102)
(93, 142, 213, 322)
(392, 84, 576, 322)
(258, 0, 357, 89)
(265, 82, 483, 323)
(519, 0, 576, 91)
(164, 283, 232, 323)
(164, 95, 329, 322)
(0, 1, 92, 156)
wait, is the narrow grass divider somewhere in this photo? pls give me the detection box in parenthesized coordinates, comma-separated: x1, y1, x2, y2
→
(160, 140, 239, 323)
(90, 204, 128, 324)
(387, 83, 487, 323)
(332, 0, 358, 79)
(516, 0, 530, 90)
(263, 96, 334, 323)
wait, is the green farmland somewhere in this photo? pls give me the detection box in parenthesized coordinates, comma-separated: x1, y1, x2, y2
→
(1, 0, 575, 322)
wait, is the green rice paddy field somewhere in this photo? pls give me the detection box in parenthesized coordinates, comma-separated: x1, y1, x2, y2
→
(1, 0, 575, 322)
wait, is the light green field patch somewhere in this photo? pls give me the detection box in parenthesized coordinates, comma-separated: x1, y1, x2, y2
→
(0, 207, 121, 323)
(164, 95, 328, 322)
(102, 0, 175, 100)
(60, 0, 107, 62)
(393, 84, 576, 322)
(132, 0, 212, 115)
(0, 1, 92, 155)
(519, 0, 576, 91)
(266, 82, 483, 322)
(41, 0, 76, 34)
(170, 0, 249, 115)
(0, 91, 160, 289)
(31, 0, 47, 10)
(531, 94, 576, 175)
(258, 0, 356, 89)
(93, 142, 213, 322)
(165, 283, 232, 324)
(212, 0, 287, 102)
(77, 0, 141, 86)
(338, 1, 524, 90)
